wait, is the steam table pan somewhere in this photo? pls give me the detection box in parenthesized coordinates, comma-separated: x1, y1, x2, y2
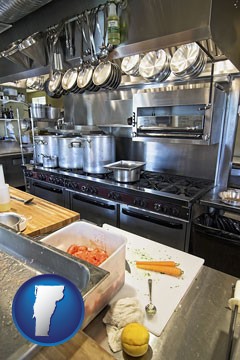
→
(104, 160, 146, 182)
(0, 225, 109, 360)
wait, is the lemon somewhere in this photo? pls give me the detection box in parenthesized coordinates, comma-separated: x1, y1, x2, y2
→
(121, 322, 149, 357)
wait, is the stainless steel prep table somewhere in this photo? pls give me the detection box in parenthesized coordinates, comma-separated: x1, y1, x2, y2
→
(32, 261, 240, 359)
(1, 222, 239, 359)
(83, 266, 240, 360)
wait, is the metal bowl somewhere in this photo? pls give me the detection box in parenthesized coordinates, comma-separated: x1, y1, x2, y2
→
(219, 189, 240, 206)
(0, 212, 27, 231)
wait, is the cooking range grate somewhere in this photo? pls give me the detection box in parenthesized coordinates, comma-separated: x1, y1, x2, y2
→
(137, 171, 212, 197)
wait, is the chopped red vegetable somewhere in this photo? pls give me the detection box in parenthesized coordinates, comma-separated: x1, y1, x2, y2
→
(67, 244, 108, 266)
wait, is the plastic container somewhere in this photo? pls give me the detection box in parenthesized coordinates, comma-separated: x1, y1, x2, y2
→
(0, 184, 11, 211)
(40, 221, 127, 328)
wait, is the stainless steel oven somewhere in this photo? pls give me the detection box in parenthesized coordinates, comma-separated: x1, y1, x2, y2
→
(24, 166, 213, 251)
(120, 204, 188, 251)
(132, 84, 227, 145)
(66, 189, 118, 227)
(29, 179, 66, 207)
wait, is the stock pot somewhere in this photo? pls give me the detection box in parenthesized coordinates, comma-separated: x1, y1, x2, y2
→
(58, 137, 83, 169)
(34, 135, 59, 164)
(82, 134, 115, 174)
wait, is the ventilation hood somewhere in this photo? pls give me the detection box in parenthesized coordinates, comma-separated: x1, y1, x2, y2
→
(112, 0, 240, 71)
(0, 0, 53, 33)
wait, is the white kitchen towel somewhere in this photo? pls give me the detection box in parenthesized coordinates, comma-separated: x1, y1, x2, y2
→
(103, 297, 144, 352)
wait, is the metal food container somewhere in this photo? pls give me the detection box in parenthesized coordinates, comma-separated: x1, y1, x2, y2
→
(219, 189, 240, 206)
(104, 160, 146, 182)
(0, 212, 26, 232)
(40, 221, 127, 328)
(0, 225, 109, 359)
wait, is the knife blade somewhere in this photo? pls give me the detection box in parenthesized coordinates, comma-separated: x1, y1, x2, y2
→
(125, 259, 131, 273)
(226, 280, 240, 360)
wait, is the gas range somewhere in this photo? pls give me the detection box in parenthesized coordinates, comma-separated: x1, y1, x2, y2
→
(24, 165, 213, 221)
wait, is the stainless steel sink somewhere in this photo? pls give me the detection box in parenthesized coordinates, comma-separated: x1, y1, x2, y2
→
(0, 225, 109, 359)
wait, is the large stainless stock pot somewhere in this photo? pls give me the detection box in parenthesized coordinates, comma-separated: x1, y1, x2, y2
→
(58, 136, 83, 169)
(82, 134, 115, 174)
(34, 135, 59, 164)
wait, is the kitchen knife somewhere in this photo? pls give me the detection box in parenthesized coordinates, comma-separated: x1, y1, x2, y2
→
(226, 280, 240, 360)
(125, 259, 131, 273)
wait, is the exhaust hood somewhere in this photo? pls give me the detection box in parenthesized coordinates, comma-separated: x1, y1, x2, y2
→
(0, 0, 53, 31)
(112, 0, 240, 71)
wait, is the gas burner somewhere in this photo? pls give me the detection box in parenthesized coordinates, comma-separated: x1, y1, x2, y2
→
(184, 187, 202, 197)
(162, 185, 183, 195)
(141, 171, 178, 184)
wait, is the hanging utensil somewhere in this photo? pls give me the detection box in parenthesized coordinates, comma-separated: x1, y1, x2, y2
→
(46, 23, 65, 97)
(18, 32, 47, 66)
(2, 40, 32, 69)
(77, 12, 99, 93)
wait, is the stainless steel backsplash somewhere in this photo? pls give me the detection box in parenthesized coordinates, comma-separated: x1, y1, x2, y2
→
(64, 88, 219, 180)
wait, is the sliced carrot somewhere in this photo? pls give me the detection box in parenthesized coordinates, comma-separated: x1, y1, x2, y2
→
(135, 260, 179, 267)
(136, 264, 184, 277)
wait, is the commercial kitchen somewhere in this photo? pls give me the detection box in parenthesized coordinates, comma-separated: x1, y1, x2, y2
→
(0, 0, 240, 359)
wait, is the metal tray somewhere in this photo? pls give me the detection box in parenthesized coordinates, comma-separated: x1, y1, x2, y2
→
(0, 225, 109, 360)
(219, 189, 240, 207)
(104, 160, 146, 171)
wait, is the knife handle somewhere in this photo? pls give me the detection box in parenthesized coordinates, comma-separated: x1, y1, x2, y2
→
(228, 280, 240, 313)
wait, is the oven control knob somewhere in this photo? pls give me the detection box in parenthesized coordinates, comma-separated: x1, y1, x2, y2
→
(48, 176, 54, 183)
(69, 181, 77, 189)
(108, 192, 120, 201)
(134, 198, 146, 208)
(38, 173, 46, 181)
(154, 203, 162, 212)
(81, 185, 87, 192)
(171, 208, 180, 217)
(162, 206, 169, 214)
(59, 178, 65, 186)
(89, 186, 97, 195)
(26, 170, 33, 177)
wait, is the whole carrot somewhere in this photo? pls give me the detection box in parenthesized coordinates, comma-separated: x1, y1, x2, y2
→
(136, 264, 184, 277)
(135, 260, 179, 267)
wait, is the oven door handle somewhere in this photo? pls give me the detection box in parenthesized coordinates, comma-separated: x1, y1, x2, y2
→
(121, 207, 183, 229)
(72, 193, 116, 210)
(33, 182, 63, 194)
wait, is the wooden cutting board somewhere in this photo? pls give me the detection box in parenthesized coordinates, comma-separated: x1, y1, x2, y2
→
(32, 331, 115, 360)
(103, 224, 204, 337)
(8, 187, 80, 237)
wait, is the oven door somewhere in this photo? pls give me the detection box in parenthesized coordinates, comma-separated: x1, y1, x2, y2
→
(120, 205, 187, 251)
(29, 180, 65, 207)
(67, 190, 118, 227)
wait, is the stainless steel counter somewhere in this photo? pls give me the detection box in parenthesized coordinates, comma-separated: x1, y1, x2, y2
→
(0, 141, 32, 157)
(84, 266, 240, 360)
(1, 223, 240, 359)
(200, 187, 240, 215)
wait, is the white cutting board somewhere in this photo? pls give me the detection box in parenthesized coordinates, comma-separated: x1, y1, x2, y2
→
(103, 224, 204, 337)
